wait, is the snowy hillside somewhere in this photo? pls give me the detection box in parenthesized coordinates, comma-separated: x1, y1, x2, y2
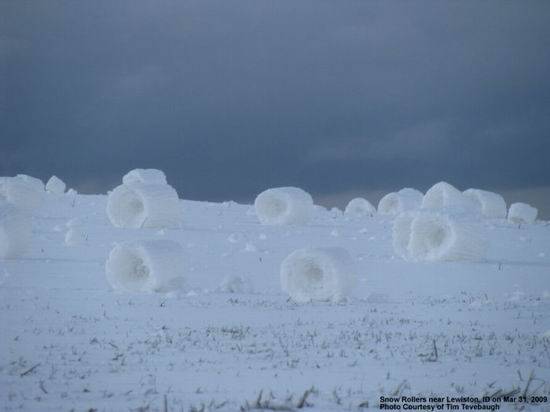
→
(1, 185, 550, 411)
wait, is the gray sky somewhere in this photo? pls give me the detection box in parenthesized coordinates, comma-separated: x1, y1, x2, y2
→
(2, 1, 550, 216)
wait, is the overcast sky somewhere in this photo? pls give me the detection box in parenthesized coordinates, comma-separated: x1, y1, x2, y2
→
(2, 1, 550, 215)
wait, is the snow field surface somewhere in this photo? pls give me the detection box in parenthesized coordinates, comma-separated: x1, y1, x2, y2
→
(378, 188, 423, 215)
(508, 202, 538, 224)
(106, 240, 185, 293)
(344, 197, 376, 217)
(0, 177, 549, 411)
(254, 186, 314, 225)
(106, 183, 181, 228)
(280, 247, 356, 303)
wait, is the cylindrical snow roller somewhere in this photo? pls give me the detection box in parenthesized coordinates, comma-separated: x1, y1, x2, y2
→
(106, 183, 182, 228)
(508, 202, 538, 224)
(407, 213, 487, 262)
(463, 189, 506, 219)
(122, 169, 167, 186)
(105, 240, 185, 293)
(345, 197, 376, 217)
(0, 203, 32, 259)
(392, 212, 417, 260)
(0, 176, 44, 211)
(421, 181, 477, 213)
(280, 247, 356, 303)
(46, 175, 66, 195)
(378, 188, 423, 215)
(15, 175, 45, 192)
(254, 187, 314, 225)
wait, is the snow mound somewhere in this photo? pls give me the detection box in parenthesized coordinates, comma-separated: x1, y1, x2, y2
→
(345, 197, 376, 217)
(508, 202, 538, 224)
(407, 213, 487, 262)
(378, 188, 423, 215)
(105, 240, 185, 293)
(106, 183, 181, 228)
(254, 187, 313, 225)
(280, 247, 356, 303)
(122, 168, 167, 186)
(218, 275, 254, 294)
(463, 189, 506, 218)
(0, 175, 44, 211)
(65, 227, 87, 246)
(421, 181, 477, 213)
(0, 203, 31, 259)
(46, 175, 66, 195)
(392, 212, 416, 260)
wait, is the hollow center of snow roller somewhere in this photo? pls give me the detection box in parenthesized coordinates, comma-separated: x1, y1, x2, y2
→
(110, 247, 151, 291)
(111, 187, 146, 227)
(293, 257, 325, 292)
(416, 219, 451, 257)
(259, 196, 287, 219)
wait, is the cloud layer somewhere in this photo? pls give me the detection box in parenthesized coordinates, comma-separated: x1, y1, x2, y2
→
(2, 1, 550, 214)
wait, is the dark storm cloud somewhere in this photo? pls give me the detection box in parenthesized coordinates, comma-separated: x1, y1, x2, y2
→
(2, 1, 550, 212)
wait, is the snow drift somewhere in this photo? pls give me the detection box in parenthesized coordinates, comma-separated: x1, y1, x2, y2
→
(254, 187, 313, 225)
(407, 213, 487, 262)
(105, 240, 185, 293)
(345, 197, 376, 217)
(280, 247, 356, 303)
(508, 202, 538, 224)
(107, 183, 181, 229)
(421, 182, 477, 213)
(0, 203, 31, 259)
(378, 188, 423, 215)
(122, 169, 167, 186)
(46, 176, 66, 195)
(0, 175, 44, 211)
(463, 189, 506, 218)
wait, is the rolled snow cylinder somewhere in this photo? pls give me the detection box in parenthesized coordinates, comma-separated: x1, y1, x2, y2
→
(254, 187, 314, 225)
(508, 202, 538, 224)
(280, 247, 356, 303)
(0, 203, 32, 259)
(408, 213, 487, 262)
(106, 240, 185, 293)
(122, 168, 167, 186)
(392, 212, 416, 260)
(46, 175, 66, 195)
(0, 176, 44, 211)
(421, 181, 477, 213)
(345, 197, 376, 217)
(106, 183, 181, 228)
(15, 175, 45, 192)
(463, 189, 506, 218)
(378, 188, 423, 215)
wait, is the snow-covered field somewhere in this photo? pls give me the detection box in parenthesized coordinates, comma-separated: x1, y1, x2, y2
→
(1, 190, 550, 411)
